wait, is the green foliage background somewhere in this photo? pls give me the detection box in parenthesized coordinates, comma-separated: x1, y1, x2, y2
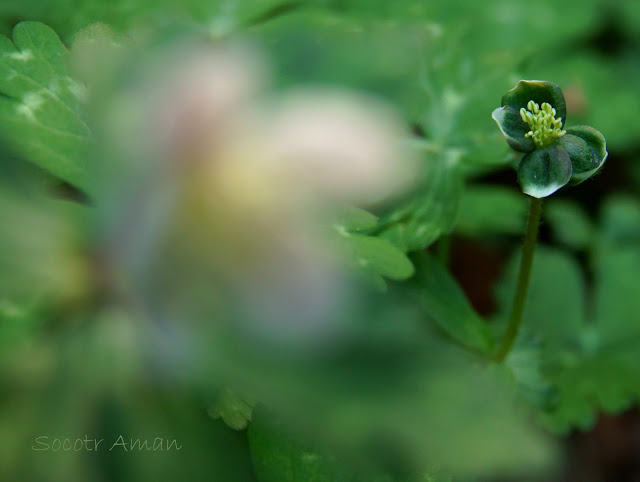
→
(1, 0, 640, 481)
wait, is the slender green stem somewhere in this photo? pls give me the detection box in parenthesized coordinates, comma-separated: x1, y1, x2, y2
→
(493, 196, 542, 362)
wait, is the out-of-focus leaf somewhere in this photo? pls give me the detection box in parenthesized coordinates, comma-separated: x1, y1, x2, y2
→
(599, 194, 640, 246)
(0, 22, 90, 190)
(501, 341, 555, 408)
(594, 246, 640, 346)
(422, 472, 453, 482)
(540, 350, 640, 433)
(614, 0, 640, 39)
(0, 0, 293, 41)
(455, 185, 527, 237)
(320, 0, 598, 53)
(592, 194, 640, 345)
(375, 156, 462, 252)
(248, 409, 355, 482)
(332, 206, 415, 289)
(0, 183, 87, 302)
(493, 229, 640, 432)
(0, 297, 43, 357)
(252, 10, 438, 122)
(333, 204, 379, 232)
(208, 387, 255, 431)
(70, 22, 128, 96)
(541, 240, 640, 432)
(341, 234, 414, 281)
(415, 364, 557, 479)
(545, 199, 594, 250)
(413, 253, 493, 355)
(248, 363, 556, 481)
(494, 247, 585, 349)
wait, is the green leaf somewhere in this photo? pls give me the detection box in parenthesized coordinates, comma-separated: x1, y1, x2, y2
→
(493, 242, 640, 433)
(455, 185, 528, 237)
(70, 22, 128, 94)
(593, 199, 640, 344)
(375, 155, 462, 252)
(0, 297, 44, 356)
(599, 195, 640, 246)
(415, 363, 557, 478)
(247, 408, 444, 482)
(544, 199, 594, 250)
(413, 253, 493, 355)
(333, 204, 379, 232)
(252, 9, 436, 122)
(341, 234, 415, 281)
(0, 181, 85, 301)
(0, 22, 90, 190)
(534, 232, 640, 433)
(594, 246, 640, 346)
(503, 342, 555, 408)
(540, 352, 640, 433)
(208, 388, 255, 431)
(248, 409, 355, 482)
(331, 206, 414, 288)
(494, 247, 585, 349)
(556, 126, 607, 184)
(517, 144, 572, 198)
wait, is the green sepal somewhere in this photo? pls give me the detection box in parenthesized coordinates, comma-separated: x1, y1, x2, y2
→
(491, 105, 536, 153)
(555, 126, 607, 185)
(501, 80, 566, 127)
(493, 80, 566, 153)
(517, 144, 572, 198)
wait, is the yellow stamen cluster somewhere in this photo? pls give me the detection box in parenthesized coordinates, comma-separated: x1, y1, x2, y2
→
(519, 100, 566, 148)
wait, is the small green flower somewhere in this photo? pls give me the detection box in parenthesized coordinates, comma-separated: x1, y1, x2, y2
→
(519, 100, 566, 148)
(492, 80, 607, 198)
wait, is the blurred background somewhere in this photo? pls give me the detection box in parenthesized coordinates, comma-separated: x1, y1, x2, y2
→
(0, 1, 639, 481)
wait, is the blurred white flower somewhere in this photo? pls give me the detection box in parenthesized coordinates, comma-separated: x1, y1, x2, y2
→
(100, 39, 417, 349)
(150, 43, 267, 164)
(261, 89, 416, 205)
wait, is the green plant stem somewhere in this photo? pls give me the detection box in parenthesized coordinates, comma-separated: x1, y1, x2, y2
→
(493, 196, 542, 362)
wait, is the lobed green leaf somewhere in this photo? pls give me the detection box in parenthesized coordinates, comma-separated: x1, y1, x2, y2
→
(0, 22, 90, 190)
(413, 253, 493, 355)
(455, 185, 528, 237)
(544, 200, 595, 251)
(332, 205, 415, 289)
(375, 155, 462, 252)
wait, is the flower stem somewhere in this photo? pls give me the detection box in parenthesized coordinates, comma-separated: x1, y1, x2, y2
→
(493, 196, 542, 362)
